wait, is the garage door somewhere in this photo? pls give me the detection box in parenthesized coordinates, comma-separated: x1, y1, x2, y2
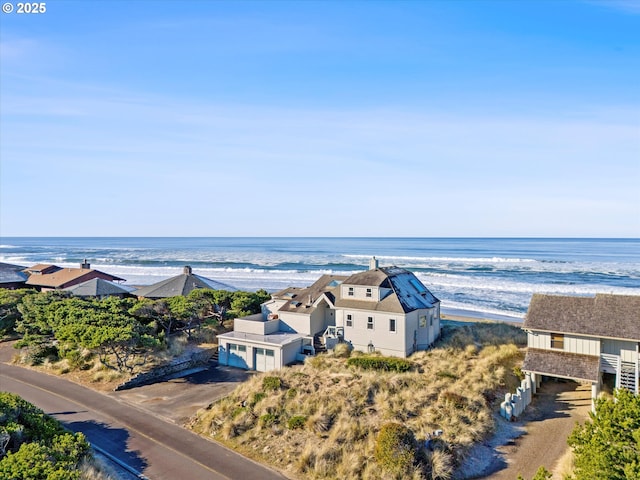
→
(227, 343, 248, 368)
(254, 348, 276, 372)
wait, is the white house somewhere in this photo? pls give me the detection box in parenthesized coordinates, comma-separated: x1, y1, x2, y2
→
(522, 293, 640, 409)
(217, 257, 441, 371)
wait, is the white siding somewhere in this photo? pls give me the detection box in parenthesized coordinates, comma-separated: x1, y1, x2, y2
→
(528, 332, 550, 349)
(564, 335, 600, 356)
(341, 309, 408, 357)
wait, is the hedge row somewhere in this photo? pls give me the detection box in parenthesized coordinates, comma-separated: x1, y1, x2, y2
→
(346, 356, 414, 373)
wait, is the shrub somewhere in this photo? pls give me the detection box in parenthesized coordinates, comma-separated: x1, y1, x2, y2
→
(286, 388, 297, 399)
(436, 370, 458, 380)
(250, 392, 266, 407)
(346, 356, 413, 373)
(259, 413, 278, 427)
(287, 415, 307, 430)
(22, 344, 59, 366)
(568, 388, 640, 480)
(374, 422, 417, 476)
(332, 343, 351, 358)
(262, 376, 281, 391)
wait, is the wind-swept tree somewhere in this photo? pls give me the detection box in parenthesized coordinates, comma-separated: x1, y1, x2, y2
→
(568, 388, 640, 480)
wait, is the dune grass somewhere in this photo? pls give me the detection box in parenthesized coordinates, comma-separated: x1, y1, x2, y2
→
(189, 323, 526, 479)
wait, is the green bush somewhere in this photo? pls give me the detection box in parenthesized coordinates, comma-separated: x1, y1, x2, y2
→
(262, 376, 282, 391)
(250, 392, 266, 407)
(286, 388, 297, 399)
(287, 415, 307, 430)
(568, 388, 640, 479)
(23, 344, 59, 366)
(374, 422, 417, 476)
(346, 356, 414, 373)
(0, 393, 90, 480)
(259, 413, 278, 427)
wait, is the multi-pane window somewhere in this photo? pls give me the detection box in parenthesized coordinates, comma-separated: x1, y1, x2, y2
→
(346, 314, 353, 327)
(348, 287, 354, 296)
(389, 318, 396, 332)
(419, 315, 427, 328)
(366, 288, 372, 298)
(367, 316, 374, 330)
(550, 333, 564, 349)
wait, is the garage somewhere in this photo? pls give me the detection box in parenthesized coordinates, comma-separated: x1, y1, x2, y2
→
(227, 343, 248, 369)
(254, 347, 275, 372)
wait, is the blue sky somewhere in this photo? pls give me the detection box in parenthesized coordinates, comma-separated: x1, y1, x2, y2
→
(1, 0, 638, 237)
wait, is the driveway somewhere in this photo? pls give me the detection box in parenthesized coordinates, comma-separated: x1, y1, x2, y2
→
(111, 362, 252, 425)
(475, 380, 591, 479)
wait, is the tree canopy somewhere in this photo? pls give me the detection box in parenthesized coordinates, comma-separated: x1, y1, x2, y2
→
(568, 388, 640, 480)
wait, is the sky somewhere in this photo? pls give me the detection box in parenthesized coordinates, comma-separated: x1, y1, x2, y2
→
(0, 0, 638, 237)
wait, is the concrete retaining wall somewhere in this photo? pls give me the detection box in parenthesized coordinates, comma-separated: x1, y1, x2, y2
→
(115, 348, 216, 391)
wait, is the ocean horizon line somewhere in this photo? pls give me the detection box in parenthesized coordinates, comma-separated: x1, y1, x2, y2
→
(3, 236, 639, 240)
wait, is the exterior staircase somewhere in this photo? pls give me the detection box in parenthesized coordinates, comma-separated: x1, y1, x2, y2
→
(313, 334, 327, 355)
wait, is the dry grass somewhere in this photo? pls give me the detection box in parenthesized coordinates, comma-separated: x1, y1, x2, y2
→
(190, 323, 525, 479)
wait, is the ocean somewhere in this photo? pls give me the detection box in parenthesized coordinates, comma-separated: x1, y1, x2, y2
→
(1, 237, 638, 321)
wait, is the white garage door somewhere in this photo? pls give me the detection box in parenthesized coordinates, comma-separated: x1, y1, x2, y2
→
(227, 343, 248, 368)
(254, 347, 276, 372)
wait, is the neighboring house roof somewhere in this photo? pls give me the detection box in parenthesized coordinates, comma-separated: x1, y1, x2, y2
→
(0, 262, 28, 285)
(524, 293, 640, 341)
(334, 267, 440, 314)
(23, 264, 124, 289)
(522, 348, 601, 383)
(24, 264, 59, 275)
(64, 278, 134, 297)
(133, 266, 236, 298)
(278, 275, 347, 314)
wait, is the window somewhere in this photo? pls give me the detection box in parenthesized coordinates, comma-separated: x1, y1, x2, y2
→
(348, 287, 354, 296)
(367, 316, 374, 330)
(389, 318, 396, 332)
(419, 315, 427, 328)
(551, 333, 564, 349)
(346, 314, 353, 327)
(366, 288, 372, 298)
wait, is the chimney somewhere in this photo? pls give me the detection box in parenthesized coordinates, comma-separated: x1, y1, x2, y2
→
(81, 259, 90, 270)
(369, 256, 379, 271)
(184, 266, 192, 275)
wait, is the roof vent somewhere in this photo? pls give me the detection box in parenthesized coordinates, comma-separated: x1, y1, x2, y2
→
(184, 266, 192, 275)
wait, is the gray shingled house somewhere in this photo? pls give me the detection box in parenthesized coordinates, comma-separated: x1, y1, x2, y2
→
(133, 266, 236, 299)
(65, 278, 134, 299)
(217, 257, 441, 371)
(0, 262, 28, 290)
(522, 293, 640, 408)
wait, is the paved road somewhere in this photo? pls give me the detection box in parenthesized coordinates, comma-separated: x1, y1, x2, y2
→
(0, 359, 287, 480)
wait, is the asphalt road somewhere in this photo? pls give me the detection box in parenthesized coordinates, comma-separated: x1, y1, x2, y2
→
(0, 359, 287, 480)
